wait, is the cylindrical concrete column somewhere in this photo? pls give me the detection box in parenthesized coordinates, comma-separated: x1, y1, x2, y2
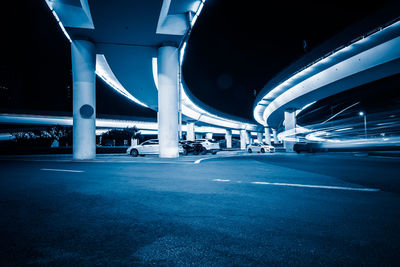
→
(257, 132, 263, 143)
(272, 129, 279, 144)
(206, 132, 213, 139)
(264, 127, 271, 145)
(195, 133, 202, 139)
(284, 109, 297, 152)
(71, 40, 96, 160)
(158, 46, 179, 158)
(225, 129, 232, 149)
(186, 123, 195, 141)
(240, 129, 247, 150)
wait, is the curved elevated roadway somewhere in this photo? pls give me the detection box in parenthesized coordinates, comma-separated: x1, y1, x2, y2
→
(254, 13, 400, 130)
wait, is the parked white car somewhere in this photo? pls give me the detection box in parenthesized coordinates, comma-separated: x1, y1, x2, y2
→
(193, 139, 220, 155)
(247, 142, 275, 153)
(127, 139, 185, 157)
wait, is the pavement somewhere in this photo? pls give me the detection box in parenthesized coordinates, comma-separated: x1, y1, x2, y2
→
(0, 151, 400, 266)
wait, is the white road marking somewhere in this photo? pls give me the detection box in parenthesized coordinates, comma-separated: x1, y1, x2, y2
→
(194, 153, 244, 164)
(250, 181, 379, 192)
(40, 168, 84, 173)
(212, 179, 231, 182)
(194, 158, 207, 164)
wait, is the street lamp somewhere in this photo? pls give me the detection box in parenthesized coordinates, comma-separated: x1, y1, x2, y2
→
(359, 111, 367, 139)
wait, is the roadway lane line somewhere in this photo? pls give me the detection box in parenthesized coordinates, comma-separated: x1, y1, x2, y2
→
(212, 179, 231, 182)
(194, 153, 245, 164)
(251, 181, 379, 192)
(40, 168, 84, 173)
(194, 158, 207, 164)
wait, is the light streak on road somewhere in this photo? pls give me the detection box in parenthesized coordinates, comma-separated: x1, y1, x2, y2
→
(40, 168, 84, 173)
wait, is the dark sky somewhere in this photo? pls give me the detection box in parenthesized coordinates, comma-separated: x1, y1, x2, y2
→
(0, 0, 71, 113)
(0, 0, 399, 123)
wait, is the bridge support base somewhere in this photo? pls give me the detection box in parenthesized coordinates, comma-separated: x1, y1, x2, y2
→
(264, 127, 271, 145)
(71, 40, 96, 160)
(157, 46, 179, 158)
(284, 109, 297, 152)
(257, 132, 263, 143)
(225, 130, 232, 148)
(272, 129, 279, 145)
(186, 123, 195, 141)
(240, 130, 249, 150)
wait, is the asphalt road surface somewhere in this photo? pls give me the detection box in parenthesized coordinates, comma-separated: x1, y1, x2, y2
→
(0, 152, 399, 266)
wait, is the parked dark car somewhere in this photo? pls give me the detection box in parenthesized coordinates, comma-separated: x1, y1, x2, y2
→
(179, 140, 205, 155)
(293, 142, 322, 153)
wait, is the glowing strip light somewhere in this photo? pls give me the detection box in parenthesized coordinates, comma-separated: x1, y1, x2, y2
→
(0, 113, 241, 135)
(152, 57, 158, 90)
(48, 8, 72, 43)
(96, 55, 149, 108)
(296, 101, 316, 116)
(190, 0, 205, 27)
(0, 113, 157, 129)
(179, 42, 187, 64)
(254, 20, 400, 126)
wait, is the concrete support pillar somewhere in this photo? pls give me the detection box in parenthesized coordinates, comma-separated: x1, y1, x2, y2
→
(195, 133, 202, 139)
(264, 127, 271, 145)
(131, 138, 138, 146)
(284, 109, 297, 152)
(225, 129, 232, 149)
(206, 132, 213, 139)
(186, 123, 195, 141)
(71, 40, 96, 160)
(157, 46, 179, 158)
(272, 129, 279, 144)
(257, 132, 263, 143)
(240, 129, 248, 150)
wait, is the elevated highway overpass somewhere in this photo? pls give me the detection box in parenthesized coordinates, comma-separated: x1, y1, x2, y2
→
(43, 0, 258, 159)
(0, 113, 249, 138)
(253, 15, 400, 151)
(8, 1, 399, 156)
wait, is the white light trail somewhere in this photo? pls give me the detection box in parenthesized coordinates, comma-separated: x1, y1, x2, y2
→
(322, 102, 360, 124)
(41, 168, 84, 173)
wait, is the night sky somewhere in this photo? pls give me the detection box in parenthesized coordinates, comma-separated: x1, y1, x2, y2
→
(0, 0, 399, 123)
